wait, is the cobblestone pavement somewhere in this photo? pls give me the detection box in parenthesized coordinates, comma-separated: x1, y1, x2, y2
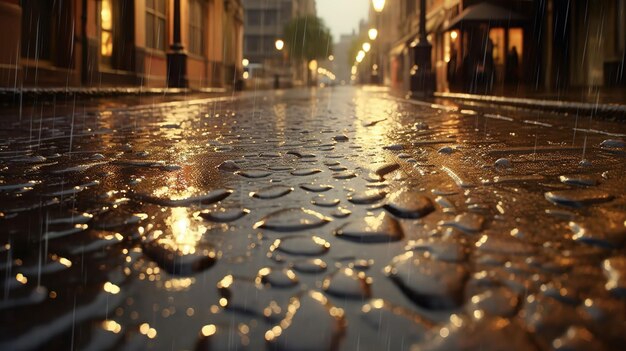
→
(1, 86, 625, 350)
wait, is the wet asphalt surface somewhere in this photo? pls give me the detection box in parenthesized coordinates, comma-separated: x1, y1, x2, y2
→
(1, 86, 625, 350)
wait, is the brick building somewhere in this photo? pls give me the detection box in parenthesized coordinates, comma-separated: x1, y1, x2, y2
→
(368, 0, 626, 95)
(0, 0, 244, 89)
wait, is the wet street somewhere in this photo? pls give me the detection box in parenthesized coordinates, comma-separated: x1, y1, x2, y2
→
(1, 86, 626, 350)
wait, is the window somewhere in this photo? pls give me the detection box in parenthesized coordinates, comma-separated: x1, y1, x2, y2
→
(264, 10, 277, 25)
(508, 28, 524, 59)
(405, 0, 416, 15)
(247, 10, 261, 26)
(100, 0, 113, 60)
(188, 0, 204, 55)
(245, 35, 260, 52)
(263, 36, 276, 52)
(489, 28, 505, 65)
(146, 0, 166, 51)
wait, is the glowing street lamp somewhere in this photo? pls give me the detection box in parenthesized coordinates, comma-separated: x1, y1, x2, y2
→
(362, 42, 371, 53)
(275, 39, 284, 51)
(372, 0, 385, 12)
(242, 58, 249, 67)
(368, 28, 378, 41)
(356, 50, 365, 63)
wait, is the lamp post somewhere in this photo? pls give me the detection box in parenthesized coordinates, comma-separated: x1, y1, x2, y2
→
(368, 29, 378, 84)
(371, 0, 385, 84)
(274, 39, 284, 89)
(368, 28, 378, 41)
(372, 0, 385, 12)
(167, 0, 188, 88)
(411, 0, 435, 97)
(275, 39, 284, 51)
(308, 59, 318, 87)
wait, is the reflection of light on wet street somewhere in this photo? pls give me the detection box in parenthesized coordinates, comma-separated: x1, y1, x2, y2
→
(1, 87, 625, 350)
(363, 212, 386, 230)
(164, 207, 206, 255)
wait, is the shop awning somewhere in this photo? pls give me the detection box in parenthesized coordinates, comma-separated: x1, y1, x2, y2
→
(444, 3, 527, 30)
(427, 12, 446, 33)
(388, 10, 447, 57)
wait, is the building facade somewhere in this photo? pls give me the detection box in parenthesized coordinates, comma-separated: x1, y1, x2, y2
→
(0, 0, 244, 89)
(335, 32, 358, 84)
(368, 0, 626, 95)
(242, 0, 316, 88)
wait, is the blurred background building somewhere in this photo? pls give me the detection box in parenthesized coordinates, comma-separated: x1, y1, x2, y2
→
(0, 0, 244, 89)
(334, 32, 358, 85)
(242, 0, 316, 89)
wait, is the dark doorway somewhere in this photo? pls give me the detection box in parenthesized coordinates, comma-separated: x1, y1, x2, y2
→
(21, 0, 53, 61)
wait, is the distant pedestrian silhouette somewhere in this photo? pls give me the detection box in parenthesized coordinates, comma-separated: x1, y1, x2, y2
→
(447, 48, 458, 89)
(506, 46, 520, 85)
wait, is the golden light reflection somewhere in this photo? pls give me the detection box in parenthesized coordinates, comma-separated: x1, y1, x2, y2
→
(163, 277, 195, 291)
(372, 299, 384, 309)
(139, 323, 157, 339)
(217, 275, 234, 289)
(15, 273, 27, 285)
(58, 257, 72, 268)
(473, 310, 484, 320)
(363, 212, 387, 232)
(449, 314, 464, 328)
(104, 282, 121, 294)
(266, 291, 343, 342)
(153, 186, 192, 202)
(201, 324, 217, 337)
(102, 320, 122, 334)
(352, 92, 395, 170)
(150, 207, 207, 257)
(313, 236, 330, 249)
(239, 324, 250, 334)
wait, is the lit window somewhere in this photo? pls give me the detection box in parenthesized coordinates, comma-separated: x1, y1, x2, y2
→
(246, 10, 261, 25)
(101, 0, 113, 57)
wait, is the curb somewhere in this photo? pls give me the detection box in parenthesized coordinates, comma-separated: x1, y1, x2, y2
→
(0, 87, 230, 102)
(434, 91, 626, 117)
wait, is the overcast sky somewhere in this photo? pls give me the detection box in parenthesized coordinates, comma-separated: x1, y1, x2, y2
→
(317, 0, 370, 41)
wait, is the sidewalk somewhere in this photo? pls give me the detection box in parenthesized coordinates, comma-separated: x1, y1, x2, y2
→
(0, 87, 235, 122)
(433, 85, 626, 118)
(0, 86, 229, 102)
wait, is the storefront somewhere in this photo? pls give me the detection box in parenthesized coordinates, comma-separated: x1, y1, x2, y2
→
(0, 0, 244, 89)
(443, 2, 527, 93)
